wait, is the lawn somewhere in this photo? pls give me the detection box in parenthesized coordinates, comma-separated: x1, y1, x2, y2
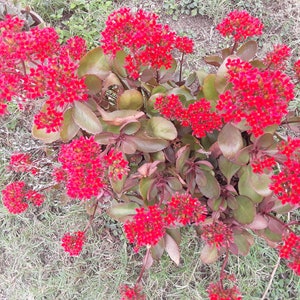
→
(0, 0, 300, 299)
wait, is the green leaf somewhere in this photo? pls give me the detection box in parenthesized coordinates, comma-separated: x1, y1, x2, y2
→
(249, 171, 272, 197)
(204, 55, 223, 67)
(60, 108, 79, 142)
(147, 117, 177, 141)
(218, 155, 241, 183)
(127, 133, 169, 153)
(176, 145, 190, 174)
(107, 202, 139, 222)
(202, 74, 219, 110)
(200, 244, 218, 264)
(112, 50, 127, 77)
(166, 228, 181, 245)
(233, 195, 255, 224)
(165, 234, 180, 265)
(236, 40, 258, 61)
(139, 178, 156, 201)
(73, 101, 102, 134)
(218, 123, 243, 159)
(84, 74, 102, 95)
(233, 232, 252, 256)
(238, 166, 264, 203)
(99, 109, 144, 126)
(32, 125, 60, 143)
(117, 89, 143, 110)
(198, 171, 220, 199)
(78, 47, 110, 78)
(151, 239, 165, 260)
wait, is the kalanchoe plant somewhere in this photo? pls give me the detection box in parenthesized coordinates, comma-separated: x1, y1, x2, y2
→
(1, 7, 300, 299)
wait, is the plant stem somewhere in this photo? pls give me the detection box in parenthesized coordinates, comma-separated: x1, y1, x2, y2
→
(265, 213, 294, 233)
(179, 52, 184, 83)
(84, 200, 99, 233)
(230, 41, 238, 54)
(136, 245, 151, 284)
(219, 248, 229, 289)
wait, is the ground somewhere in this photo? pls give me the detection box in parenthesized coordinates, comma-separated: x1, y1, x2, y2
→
(0, 0, 300, 299)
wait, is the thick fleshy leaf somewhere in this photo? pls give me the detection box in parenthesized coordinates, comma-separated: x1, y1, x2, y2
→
(204, 55, 223, 67)
(73, 101, 102, 134)
(84, 74, 102, 95)
(218, 123, 243, 159)
(167, 177, 182, 191)
(245, 214, 268, 230)
(236, 40, 258, 61)
(218, 155, 241, 183)
(233, 195, 255, 224)
(254, 133, 276, 150)
(215, 55, 237, 93)
(200, 244, 218, 264)
(107, 202, 139, 222)
(78, 47, 110, 78)
(198, 171, 220, 199)
(196, 70, 208, 86)
(99, 109, 144, 126)
(32, 125, 60, 143)
(233, 232, 252, 256)
(139, 178, 156, 201)
(112, 50, 127, 77)
(110, 171, 127, 195)
(249, 172, 272, 197)
(176, 145, 190, 174)
(117, 89, 143, 110)
(202, 74, 219, 110)
(165, 234, 180, 266)
(60, 108, 80, 142)
(166, 228, 181, 245)
(259, 228, 282, 242)
(120, 121, 141, 135)
(209, 197, 223, 211)
(238, 166, 263, 203)
(127, 132, 169, 153)
(147, 117, 177, 141)
(151, 239, 166, 260)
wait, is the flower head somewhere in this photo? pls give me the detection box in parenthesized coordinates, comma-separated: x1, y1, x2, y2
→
(264, 44, 291, 70)
(216, 10, 263, 42)
(124, 204, 165, 252)
(207, 280, 242, 300)
(163, 192, 207, 226)
(119, 284, 146, 300)
(61, 231, 85, 256)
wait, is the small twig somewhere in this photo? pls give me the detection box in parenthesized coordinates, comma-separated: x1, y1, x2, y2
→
(260, 256, 281, 300)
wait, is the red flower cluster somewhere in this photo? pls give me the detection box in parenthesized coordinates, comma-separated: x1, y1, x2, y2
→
(57, 136, 106, 200)
(217, 58, 294, 136)
(294, 59, 300, 80)
(8, 153, 38, 175)
(207, 281, 242, 300)
(0, 14, 88, 132)
(124, 205, 165, 252)
(119, 284, 146, 300)
(216, 10, 263, 42)
(61, 231, 85, 256)
(155, 94, 222, 138)
(264, 44, 291, 70)
(251, 156, 276, 174)
(2, 181, 44, 214)
(163, 192, 207, 226)
(104, 148, 129, 180)
(279, 232, 300, 275)
(101, 8, 193, 79)
(270, 139, 300, 206)
(201, 221, 233, 249)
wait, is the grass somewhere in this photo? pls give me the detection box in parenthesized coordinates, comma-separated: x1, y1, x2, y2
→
(1, 0, 300, 299)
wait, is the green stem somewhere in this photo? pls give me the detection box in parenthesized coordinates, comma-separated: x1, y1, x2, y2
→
(136, 245, 151, 284)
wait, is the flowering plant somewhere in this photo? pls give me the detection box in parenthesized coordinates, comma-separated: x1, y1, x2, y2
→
(1, 7, 300, 299)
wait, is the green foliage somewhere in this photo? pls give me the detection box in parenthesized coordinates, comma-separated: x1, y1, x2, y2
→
(20, 0, 114, 46)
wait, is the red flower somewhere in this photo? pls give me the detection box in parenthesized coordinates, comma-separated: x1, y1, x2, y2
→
(264, 44, 291, 70)
(278, 232, 300, 276)
(270, 139, 300, 206)
(104, 149, 129, 180)
(124, 205, 165, 252)
(119, 284, 146, 300)
(25, 190, 45, 207)
(216, 10, 263, 42)
(294, 59, 300, 80)
(208, 281, 242, 300)
(61, 231, 85, 256)
(217, 58, 294, 136)
(8, 153, 38, 174)
(101, 8, 192, 79)
(2, 181, 28, 214)
(58, 136, 106, 200)
(163, 192, 207, 226)
(201, 221, 233, 249)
